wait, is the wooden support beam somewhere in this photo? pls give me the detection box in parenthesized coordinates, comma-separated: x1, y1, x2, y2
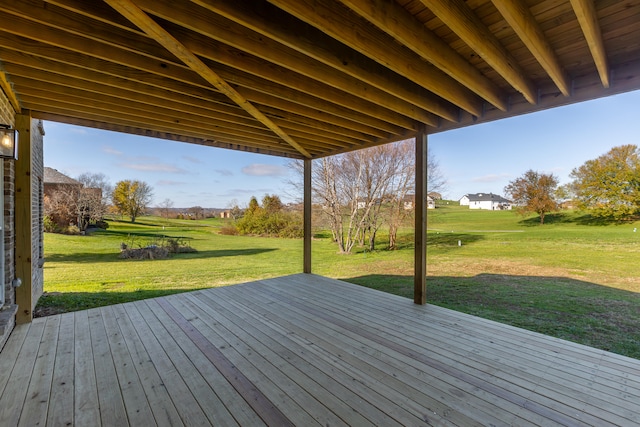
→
(15, 111, 33, 323)
(131, 0, 438, 128)
(104, 0, 312, 158)
(339, 0, 507, 111)
(570, 0, 609, 88)
(0, 47, 392, 140)
(303, 159, 312, 274)
(0, 72, 21, 112)
(268, 0, 481, 118)
(194, 0, 455, 122)
(423, 0, 538, 104)
(491, 0, 571, 96)
(414, 133, 427, 305)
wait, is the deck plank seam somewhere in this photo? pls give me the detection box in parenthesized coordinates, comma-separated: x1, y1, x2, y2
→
(184, 290, 428, 427)
(255, 282, 588, 426)
(205, 285, 498, 426)
(266, 278, 635, 424)
(156, 296, 296, 427)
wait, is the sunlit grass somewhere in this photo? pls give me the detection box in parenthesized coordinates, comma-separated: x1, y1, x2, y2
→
(39, 209, 640, 359)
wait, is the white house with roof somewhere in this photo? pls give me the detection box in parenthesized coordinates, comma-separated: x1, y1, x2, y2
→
(459, 193, 512, 210)
(403, 194, 435, 210)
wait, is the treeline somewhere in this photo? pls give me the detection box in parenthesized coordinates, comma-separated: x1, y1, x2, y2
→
(505, 144, 640, 224)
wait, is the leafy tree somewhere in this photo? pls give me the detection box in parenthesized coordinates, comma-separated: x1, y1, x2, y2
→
(112, 180, 153, 223)
(569, 144, 640, 219)
(504, 170, 559, 224)
(247, 196, 259, 214)
(262, 194, 284, 214)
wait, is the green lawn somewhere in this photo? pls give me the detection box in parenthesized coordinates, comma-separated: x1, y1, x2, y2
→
(39, 208, 640, 359)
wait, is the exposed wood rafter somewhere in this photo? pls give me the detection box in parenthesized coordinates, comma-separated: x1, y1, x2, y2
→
(0, 71, 20, 112)
(570, 0, 609, 88)
(339, 0, 507, 111)
(423, 0, 538, 104)
(195, 0, 458, 122)
(491, 0, 570, 96)
(133, 0, 437, 128)
(104, 0, 312, 158)
(0, 0, 636, 159)
(268, 0, 483, 118)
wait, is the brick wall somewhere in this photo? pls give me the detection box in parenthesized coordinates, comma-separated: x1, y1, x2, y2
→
(0, 90, 45, 348)
(30, 120, 44, 309)
(0, 89, 15, 350)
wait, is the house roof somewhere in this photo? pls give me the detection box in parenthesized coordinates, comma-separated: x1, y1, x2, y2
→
(1, 1, 639, 159)
(43, 167, 81, 186)
(463, 193, 511, 203)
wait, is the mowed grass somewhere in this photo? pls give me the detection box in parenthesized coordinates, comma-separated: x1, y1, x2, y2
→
(39, 208, 640, 358)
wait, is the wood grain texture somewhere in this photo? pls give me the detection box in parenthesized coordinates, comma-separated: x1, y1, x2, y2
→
(0, 0, 638, 158)
(105, 0, 311, 157)
(2, 275, 639, 425)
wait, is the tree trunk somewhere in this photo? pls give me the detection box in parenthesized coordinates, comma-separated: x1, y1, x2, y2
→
(368, 229, 376, 251)
(389, 223, 398, 250)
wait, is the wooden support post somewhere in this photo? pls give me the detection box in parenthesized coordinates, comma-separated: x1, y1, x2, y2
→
(303, 158, 312, 274)
(414, 133, 427, 304)
(15, 112, 33, 323)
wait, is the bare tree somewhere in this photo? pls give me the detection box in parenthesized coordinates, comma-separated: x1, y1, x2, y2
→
(188, 206, 205, 219)
(427, 149, 447, 195)
(76, 172, 113, 205)
(158, 198, 174, 218)
(387, 141, 415, 250)
(44, 187, 79, 229)
(288, 140, 446, 253)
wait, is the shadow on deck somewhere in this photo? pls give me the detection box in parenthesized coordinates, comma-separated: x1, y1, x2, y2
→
(1, 274, 639, 426)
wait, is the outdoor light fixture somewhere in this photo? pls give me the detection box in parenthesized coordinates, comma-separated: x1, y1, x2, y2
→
(0, 125, 18, 160)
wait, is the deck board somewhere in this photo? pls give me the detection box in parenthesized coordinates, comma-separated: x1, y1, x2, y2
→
(1, 274, 639, 426)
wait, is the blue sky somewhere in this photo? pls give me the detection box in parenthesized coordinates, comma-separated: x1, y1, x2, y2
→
(43, 89, 640, 207)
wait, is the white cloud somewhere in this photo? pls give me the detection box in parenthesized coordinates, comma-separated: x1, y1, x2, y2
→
(157, 180, 186, 186)
(218, 188, 272, 197)
(183, 155, 204, 164)
(472, 173, 512, 183)
(241, 163, 288, 177)
(215, 169, 233, 177)
(119, 163, 187, 173)
(102, 146, 123, 156)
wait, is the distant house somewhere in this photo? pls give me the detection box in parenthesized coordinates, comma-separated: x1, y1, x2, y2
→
(459, 193, 512, 210)
(403, 194, 435, 210)
(44, 167, 103, 228)
(43, 167, 82, 198)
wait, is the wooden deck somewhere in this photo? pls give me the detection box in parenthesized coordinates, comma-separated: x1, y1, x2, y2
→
(1, 274, 639, 426)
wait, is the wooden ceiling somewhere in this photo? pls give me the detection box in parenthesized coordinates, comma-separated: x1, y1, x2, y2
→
(0, 0, 639, 159)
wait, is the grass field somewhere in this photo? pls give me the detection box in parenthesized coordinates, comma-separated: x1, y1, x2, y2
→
(39, 206, 640, 358)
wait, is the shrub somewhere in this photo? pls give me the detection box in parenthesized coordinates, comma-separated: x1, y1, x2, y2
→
(95, 220, 109, 229)
(43, 216, 60, 233)
(65, 225, 81, 235)
(234, 194, 302, 238)
(219, 224, 239, 235)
